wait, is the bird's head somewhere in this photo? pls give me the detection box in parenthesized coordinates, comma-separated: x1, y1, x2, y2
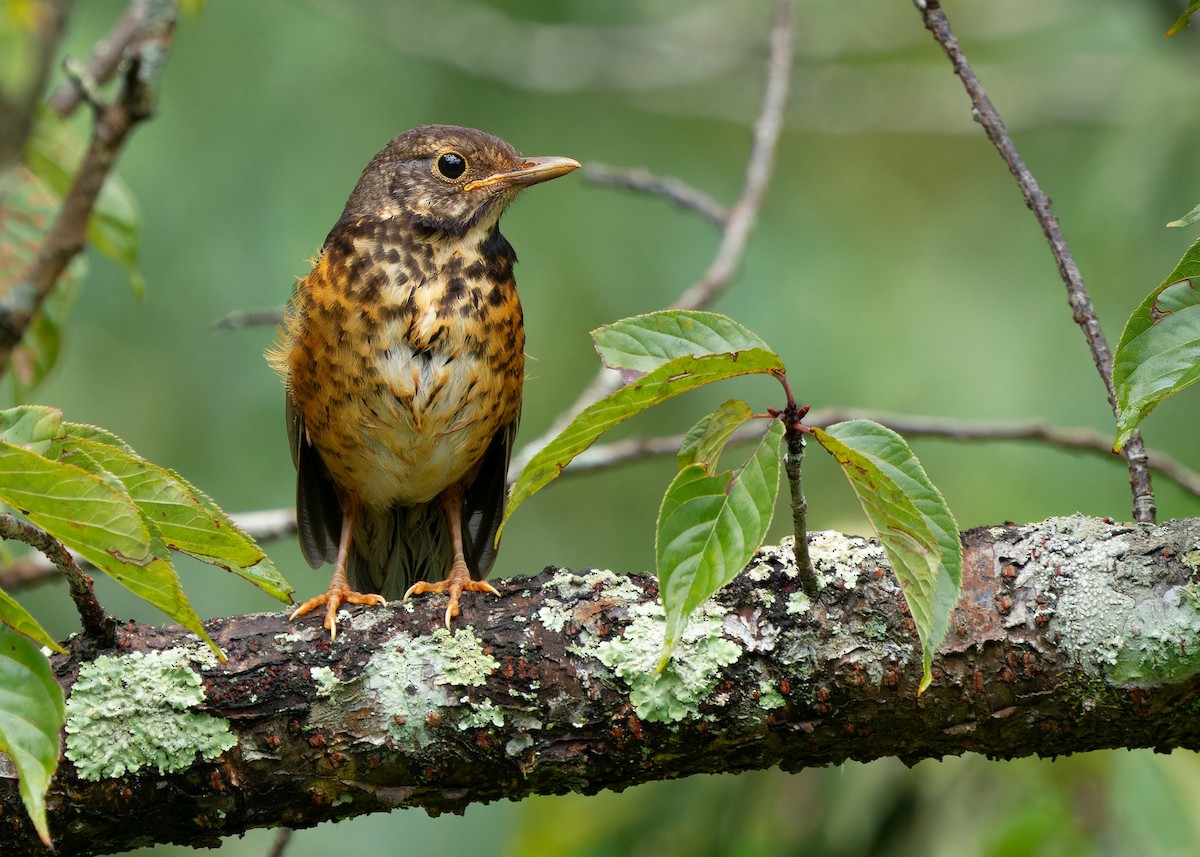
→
(340, 125, 579, 238)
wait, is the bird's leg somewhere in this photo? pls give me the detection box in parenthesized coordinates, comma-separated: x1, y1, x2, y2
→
(403, 482, 500, 627)
(289, 498, 386, 639)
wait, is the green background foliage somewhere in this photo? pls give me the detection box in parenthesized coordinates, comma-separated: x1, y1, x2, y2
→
(10, 0, 1200, 854)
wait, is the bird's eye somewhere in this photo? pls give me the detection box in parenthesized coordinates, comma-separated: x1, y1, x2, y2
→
(436, 152, 467, 180)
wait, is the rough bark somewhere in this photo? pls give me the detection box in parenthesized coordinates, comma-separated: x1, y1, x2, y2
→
(3, 514, 1200, 856)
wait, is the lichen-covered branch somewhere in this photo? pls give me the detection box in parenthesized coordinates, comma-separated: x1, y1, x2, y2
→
(3, 515, 1200, 856)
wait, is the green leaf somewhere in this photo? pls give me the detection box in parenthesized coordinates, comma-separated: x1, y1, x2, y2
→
(0, 439, 219, 655)
(677, 399, 756, 473)
(0, 625, 66, 847)
(0, 405, 62, 451)
(1112, 238, 1200, 450)
(502, 348, 784, 537)
(593, 310, 772, 381)
(1166, 1, 1200, 36)
(0, 587, 64, 653)
(1166, 202, 1200, 229)
(656, 420, 784, 670)
(58, 423, 293, 602)
(813, 420, 962, 693)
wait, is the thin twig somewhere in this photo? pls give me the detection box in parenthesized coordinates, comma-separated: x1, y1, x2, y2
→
(0, 513, 112, 644)
(581, 164, 729, 227)
(509, 0, 794, 476)
(212, 306, 286, 332)
(0, 507, 297, 593)
(0, 1, 178, 378)
(561, 410, 1200, 500)
(912, 0, 1155, 524)
(47, 0, 148, 116)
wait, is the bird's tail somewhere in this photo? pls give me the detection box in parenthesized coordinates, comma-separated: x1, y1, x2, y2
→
(347, 503, 451, 601)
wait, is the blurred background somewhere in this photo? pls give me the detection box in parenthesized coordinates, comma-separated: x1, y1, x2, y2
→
(8, 0, 1200, 854)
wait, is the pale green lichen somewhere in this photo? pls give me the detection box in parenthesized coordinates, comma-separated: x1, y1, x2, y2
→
(1012, 516, 1200, 686)
(311, 666, 339, 697)
(786, 591, 811, 615)
(809, 530, 885, 590)
(363, 627, 498, 746)
(592, 599, 741, 724)
(458, 698, 505, 729)
(65, 650, 236, 781)
(537, 568, 643, 633)
(757, 677, 784, 709)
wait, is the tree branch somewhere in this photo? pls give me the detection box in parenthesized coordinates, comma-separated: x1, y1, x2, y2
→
(561, 410, 1200, 500)
(509, 0, 793, 477)
(912, 0, 1156, 524)
(0, 0, 176, 377)
(3, 514, 1199, 855)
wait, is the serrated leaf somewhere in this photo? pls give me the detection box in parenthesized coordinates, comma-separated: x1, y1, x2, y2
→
(0, 625, 66, 847)
(0, 587, 64, 653)
(592, 310, 772, 382)
(1112, 238, 1200, 450)
(58, 422, 293, 602)
(656, 419, 784, 670)
(0, 439, 219, 655)
(502, 349, 784, 538)
(677, 399, 756, 473)
(813, 420, 962, 693)
(0, 405, 62, 451)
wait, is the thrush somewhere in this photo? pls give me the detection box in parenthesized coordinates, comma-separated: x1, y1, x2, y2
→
(268, 125, 578, 637)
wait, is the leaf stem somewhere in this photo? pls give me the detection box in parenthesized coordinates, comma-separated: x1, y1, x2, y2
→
(781, 405, 817, 598)
(0, 513, 112, 646)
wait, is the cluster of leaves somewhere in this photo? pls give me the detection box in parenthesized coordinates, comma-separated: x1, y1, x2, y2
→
(0, 404, 293, 844)
(1113, 232, 1200, 452)
(502, 310, 963, 692)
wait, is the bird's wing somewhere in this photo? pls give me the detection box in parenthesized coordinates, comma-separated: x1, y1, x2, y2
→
(287, 394, 341, 569)
(462, 412, 519, 580)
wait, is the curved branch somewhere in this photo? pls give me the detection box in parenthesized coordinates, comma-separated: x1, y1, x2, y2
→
(560, 411, 1200, 499)
(510, 0, 793, 476)
(912, 0, 1156, 524)
(3, 515, 1200, 855)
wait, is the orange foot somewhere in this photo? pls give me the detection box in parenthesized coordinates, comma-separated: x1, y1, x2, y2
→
(289, 584, 386, 641)
(404, 562, 500, 628)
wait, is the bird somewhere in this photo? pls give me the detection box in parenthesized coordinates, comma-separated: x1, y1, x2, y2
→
(268, 125, 578, 638)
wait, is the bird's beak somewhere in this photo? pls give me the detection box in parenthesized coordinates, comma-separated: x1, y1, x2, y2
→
(464, 155, 581, 192)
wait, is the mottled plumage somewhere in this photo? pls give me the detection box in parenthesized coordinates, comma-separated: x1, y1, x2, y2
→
(269, 125, 578, 636)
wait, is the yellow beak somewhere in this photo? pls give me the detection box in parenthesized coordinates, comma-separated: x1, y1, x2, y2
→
(464, 155, 581, 192)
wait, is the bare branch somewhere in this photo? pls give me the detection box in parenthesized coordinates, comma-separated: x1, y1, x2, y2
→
(0, 507, 297, 594)
(46, 0, 150, 116)
(212, 306, 285, 333)
(581, 163, 729, 227)
(561, 410, 1200, 500)
(0, 513, 111, 644)
(0, 2, 177, 377)
(510, 0, 793, 476)
(912, 0, 1155, 524)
